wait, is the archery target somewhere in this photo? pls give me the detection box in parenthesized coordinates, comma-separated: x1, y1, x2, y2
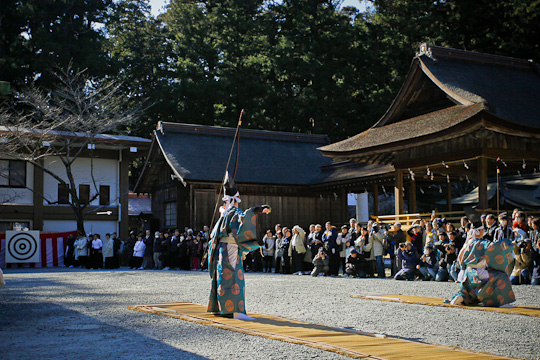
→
(6, 231, 40, 263)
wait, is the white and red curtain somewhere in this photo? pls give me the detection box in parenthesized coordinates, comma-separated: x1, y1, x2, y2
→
(0, 230, 77, 268)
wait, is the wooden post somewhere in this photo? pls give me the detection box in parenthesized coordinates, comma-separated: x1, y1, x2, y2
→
(394, 170, 404, 215)
(409, 179, 417, 214)
(446, 181, 452, 211)
(373, 184, 379, 216)
(119, 149, 130, 240)
(477, 156, 489, 210)
(341, 189, 348, 223)
(33, 161, 44, 230)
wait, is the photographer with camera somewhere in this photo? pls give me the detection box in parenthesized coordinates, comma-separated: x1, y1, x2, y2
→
(510, 237, 533, 285)
(386, 222, 405, 275)
(311, 247, 330, 276)
(435, 242, 458, 282)
(394, 242, 420, 280)
(416, 245, 439, 281)
(344, 249, 365, 278)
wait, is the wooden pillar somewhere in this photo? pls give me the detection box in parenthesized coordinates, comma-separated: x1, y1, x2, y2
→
(33, 161, 44, 230)
(119, 149, 130, 240)
(446, 181, 452, 211)
(409, 179, 417, 214)
(394, 170, 404, 215)
(341, 189, 348, 223)
(477, 156, 489, 210)
(373, 184, 379, 216)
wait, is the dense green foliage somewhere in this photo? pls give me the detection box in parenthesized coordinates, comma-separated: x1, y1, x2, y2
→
(1, 0, 539, 140)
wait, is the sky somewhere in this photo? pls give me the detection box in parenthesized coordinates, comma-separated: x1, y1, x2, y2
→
(148, 0, 368, 16)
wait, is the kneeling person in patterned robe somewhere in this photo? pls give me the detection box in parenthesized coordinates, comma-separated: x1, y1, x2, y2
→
(450, 228, 515, 307)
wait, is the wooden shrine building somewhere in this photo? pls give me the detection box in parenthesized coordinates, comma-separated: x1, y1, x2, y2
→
(134, 122, 348, 232)
(319, 44, 540, 214)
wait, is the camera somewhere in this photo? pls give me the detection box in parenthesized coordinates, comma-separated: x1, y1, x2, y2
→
(516, 240, 527, 249)
(399, 243, 406, 249)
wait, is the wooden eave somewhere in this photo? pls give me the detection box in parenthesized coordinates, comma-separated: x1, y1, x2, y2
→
(133, 133, 166, 193)
(320, 111, 540, 164)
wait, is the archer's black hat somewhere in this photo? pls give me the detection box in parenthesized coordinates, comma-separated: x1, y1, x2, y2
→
(223, 171, 238, 197)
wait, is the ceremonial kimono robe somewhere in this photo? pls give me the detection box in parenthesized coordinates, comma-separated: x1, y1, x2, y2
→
(207, 205, 267, 315)
(452, 238, 515, 306)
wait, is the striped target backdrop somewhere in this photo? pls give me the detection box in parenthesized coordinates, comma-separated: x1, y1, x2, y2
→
(6, 231, 41, 263)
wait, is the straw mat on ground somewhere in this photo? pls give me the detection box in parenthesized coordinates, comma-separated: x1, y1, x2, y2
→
(128, 302, 518, 360)
(351, 294, 540, 318)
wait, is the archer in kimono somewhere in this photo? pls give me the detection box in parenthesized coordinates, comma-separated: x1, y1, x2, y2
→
(449, 228, 515, 307)
(207, 172, 271, 319)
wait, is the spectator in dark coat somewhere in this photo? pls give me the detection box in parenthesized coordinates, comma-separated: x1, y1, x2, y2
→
(448, 231, 464, 252)
(143, 230, 154, 269)
(112, 232, 122, 269)
(532, 229, 540, 285)
(170, 229, 181, 270)
(64, 235, 76, 267)
(494, 212, 512, 242)
(191, 234, 202, 270)
(394, 243, 420, 280)
(345, 249, 365, 278)
(309, 224, 324, 261)
(281, 229, 292, 274)
(179, 234, 192, 270)
(161, 231, 171, 270)
(322, 222, 339, 276)
(387, 222, 406, 274)
(417, 245, 438, 280)
(435, 242, 458, 282)
(407, 224, 423, 254)
(124, 231, 137, 267)
(482, 214, 498, 242)
(153, 231, 164, 269)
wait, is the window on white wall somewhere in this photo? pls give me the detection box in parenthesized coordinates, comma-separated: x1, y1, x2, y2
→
(58, 184, 70, 204)
(99, 185, 110, 205)
(0, 160, 26, 187)
(164, 201, 176, 227)
(79, 184, 90, 205)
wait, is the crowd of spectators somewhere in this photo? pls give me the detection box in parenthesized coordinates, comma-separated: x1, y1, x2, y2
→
(63, 227, 210, 271)
(62, 209, 540, 286)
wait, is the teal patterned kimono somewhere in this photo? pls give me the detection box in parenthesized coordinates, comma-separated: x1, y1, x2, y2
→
(207, 205, 266, 314)
(453, 238, 515, 307)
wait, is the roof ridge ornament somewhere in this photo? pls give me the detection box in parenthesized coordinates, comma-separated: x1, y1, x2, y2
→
(417, 43, 438, 63)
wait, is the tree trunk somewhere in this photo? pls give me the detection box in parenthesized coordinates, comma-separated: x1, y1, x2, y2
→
(74, 206, 86, 236)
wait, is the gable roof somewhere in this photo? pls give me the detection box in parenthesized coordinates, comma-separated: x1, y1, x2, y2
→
(319, 44, 540, 158)
(319, 103, 485, 157)
(135, 122, 332, 191)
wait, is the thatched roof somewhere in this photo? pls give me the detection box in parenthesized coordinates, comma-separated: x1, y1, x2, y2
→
(319, 44, 540, 158)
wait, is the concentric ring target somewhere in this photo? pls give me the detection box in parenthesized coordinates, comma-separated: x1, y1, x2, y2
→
(8, 233, 38, 261)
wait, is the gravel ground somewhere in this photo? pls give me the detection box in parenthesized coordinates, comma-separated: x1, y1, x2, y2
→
(1, 268, 539, 360)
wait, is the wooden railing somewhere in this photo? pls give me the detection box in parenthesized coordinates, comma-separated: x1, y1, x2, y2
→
(372, 210, 540, 230)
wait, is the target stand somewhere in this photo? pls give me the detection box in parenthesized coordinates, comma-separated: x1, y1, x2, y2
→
(6, 231, 41, 263)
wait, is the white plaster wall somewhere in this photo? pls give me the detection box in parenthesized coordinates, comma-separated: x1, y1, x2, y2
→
(42, 156, 119, 206)
(43, 220, 118, 236)
(0, 161, 34, 204)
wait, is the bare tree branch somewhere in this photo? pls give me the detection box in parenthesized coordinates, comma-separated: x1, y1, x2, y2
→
(0, 65, 139, 235)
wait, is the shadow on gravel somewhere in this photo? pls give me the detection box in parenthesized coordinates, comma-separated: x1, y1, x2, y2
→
(0, 300, 211, 360)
